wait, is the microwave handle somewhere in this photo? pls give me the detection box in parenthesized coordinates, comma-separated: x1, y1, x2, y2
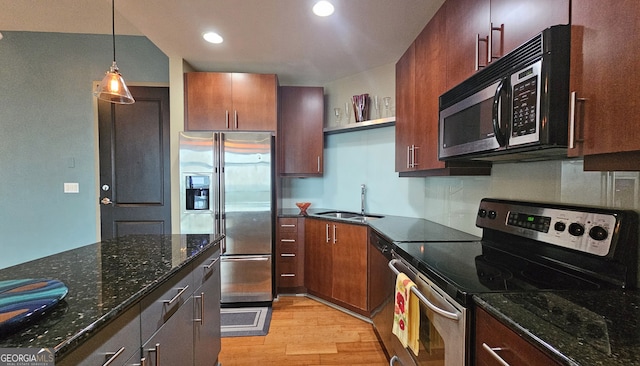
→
(492, 77, 509, 147)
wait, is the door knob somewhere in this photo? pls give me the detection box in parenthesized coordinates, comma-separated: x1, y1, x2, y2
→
(101, 197, 113, 205)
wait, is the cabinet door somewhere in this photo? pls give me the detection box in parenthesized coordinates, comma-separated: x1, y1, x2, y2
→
(185, 72, 233, 131)
(475, 307, 561, 366)
(304, 218, 332, 298)
(414, 4, 447, 171)
(142, 297, 194, 366)
(569, 0, 640, 170)
(395, 42, 416, 173)
(193, 253, 221, 366)
(331, 223, 368, 311)
(279, 86, 324, 176)
(445, 0, 491, 88)
(231, 73, 277, 131)
(491, 0, 569, 57)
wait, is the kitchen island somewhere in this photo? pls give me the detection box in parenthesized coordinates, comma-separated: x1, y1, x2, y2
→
(0, 233, 223, 364)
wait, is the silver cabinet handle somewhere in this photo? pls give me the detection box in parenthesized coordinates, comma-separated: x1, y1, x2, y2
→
(193, 292, 205, 325)
(489, 23, 504, 63)
(280, 253, 296, 257)
(406, 145, 411, 169)
(280, 239, 296, 243)
(332, 224, 337, 244)
(234, 110, 238, 129)
(204, 257, 220, 270)
(280, 224, 296, 228)
(482, 343, 510, 366)
(317, 156, 321, 172)
(569, 91, 587, 149)
(412, 145, 419, 167)
(325, 224, 330, 243)
(162, 285, 189, 305)
(145, 344, 159, 366)
(475, 33, 489, 70)
(388, 259, 460, 321)
(225, 110, 229, 129)
(103, 346, 125, 366)
(389, 355, 403, 366)
(280, 273, 296, 277)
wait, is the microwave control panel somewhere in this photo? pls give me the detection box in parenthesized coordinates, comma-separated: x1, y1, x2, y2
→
(509, 59, 542, 147)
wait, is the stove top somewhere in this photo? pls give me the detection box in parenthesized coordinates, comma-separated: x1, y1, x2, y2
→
(393, 198, 639, 307)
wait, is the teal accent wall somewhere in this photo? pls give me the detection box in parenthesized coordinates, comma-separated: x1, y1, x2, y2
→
(0, 31, 168, 269)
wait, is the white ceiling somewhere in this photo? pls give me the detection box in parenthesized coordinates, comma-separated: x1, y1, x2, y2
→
(1, 0, 444, 85)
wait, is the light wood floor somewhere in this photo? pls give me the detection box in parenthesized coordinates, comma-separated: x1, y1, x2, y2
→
(219, 295, 389, 366)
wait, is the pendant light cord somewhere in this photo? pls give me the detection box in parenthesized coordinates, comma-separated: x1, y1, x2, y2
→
(111, 0, 116, 63)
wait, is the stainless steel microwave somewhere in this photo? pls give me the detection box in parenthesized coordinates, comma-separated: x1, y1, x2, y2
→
(439, 25, 571, 161)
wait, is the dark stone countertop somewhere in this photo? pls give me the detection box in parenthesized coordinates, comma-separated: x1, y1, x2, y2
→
(474, 290, 640, 365)
(0, 234, 223, 360)
(278, 208, 480, 243)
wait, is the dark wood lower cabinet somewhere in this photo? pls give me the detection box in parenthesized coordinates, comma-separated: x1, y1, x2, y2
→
(475, 307, 561, 366)
(304, 218, 369, 315)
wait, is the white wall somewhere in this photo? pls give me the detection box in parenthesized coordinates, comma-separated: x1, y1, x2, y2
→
(281, 62, 640, 236)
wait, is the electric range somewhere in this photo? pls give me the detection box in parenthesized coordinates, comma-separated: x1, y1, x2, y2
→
(386, 198, 639, 366)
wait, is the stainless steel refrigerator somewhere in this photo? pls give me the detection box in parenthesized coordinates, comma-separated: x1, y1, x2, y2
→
(179, 131, 274, 304)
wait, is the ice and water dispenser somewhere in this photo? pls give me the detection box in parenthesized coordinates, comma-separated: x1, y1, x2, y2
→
(185, 175, 210, 210)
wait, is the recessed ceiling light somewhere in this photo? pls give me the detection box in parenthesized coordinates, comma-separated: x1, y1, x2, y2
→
(203, 32, 223, 44)
(313, 1, 334, 17)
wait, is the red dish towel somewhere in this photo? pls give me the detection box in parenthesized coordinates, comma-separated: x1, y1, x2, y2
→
(392, 273, 420, 355)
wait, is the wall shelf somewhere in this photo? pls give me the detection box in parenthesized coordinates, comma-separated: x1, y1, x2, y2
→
(323, 117, 395, 135)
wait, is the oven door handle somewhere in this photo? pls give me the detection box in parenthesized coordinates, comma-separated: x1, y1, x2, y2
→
(388, 259, 461, 321)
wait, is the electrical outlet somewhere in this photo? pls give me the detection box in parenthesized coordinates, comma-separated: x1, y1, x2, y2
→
(64, 182, 79, 193)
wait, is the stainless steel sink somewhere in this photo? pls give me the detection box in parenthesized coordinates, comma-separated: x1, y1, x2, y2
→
(315, 211, 383, 222)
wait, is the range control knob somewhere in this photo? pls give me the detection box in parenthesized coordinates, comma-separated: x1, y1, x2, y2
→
(568, 223, 585, 237)
(478, 209, 487, 218)
(554, 222, 567, 232)
(488, 210, 497, 220)
(589, 226, 609, 241)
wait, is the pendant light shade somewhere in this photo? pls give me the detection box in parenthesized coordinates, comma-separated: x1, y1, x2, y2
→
(94, 0, 135, 104)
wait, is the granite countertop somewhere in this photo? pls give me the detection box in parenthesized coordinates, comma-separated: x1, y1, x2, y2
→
(278, 208, 480, 243)
(0, 234, 222, 359)
(474, 290, 640, 365)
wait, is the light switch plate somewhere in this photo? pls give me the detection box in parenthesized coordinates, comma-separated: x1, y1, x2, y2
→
(64, 182, 79, 193)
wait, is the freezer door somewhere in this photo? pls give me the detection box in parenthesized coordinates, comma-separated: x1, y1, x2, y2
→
(221, 132, 273, 255)
(220, 255, 272, 303)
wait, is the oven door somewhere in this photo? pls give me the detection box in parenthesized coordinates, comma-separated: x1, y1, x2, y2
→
(438, 80, 503, 160)
(388, 255, 468, 366)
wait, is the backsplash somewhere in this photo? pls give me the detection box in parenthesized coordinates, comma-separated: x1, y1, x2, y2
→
(280, 126, 640, 236)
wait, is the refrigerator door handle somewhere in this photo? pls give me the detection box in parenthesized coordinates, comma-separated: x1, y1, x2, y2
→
(222, 255, 270, 262)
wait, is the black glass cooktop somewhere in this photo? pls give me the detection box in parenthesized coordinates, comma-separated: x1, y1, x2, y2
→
(393, 241, 604, 306)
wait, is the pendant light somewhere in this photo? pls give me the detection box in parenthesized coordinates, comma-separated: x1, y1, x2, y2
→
(94, 0, 135, 104)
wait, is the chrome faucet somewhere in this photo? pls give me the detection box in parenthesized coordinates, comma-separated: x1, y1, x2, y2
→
(360, 184, 366, 215)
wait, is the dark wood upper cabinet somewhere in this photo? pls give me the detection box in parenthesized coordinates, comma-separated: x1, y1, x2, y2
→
(278, 86, 324, 176)
(445, 0, 490, 89)
(490, 0, 569, 56)
(394, 42, 416, 173)
(569, 0, 640, 171)
(445, 0, 569, 90)
(396, 4, 491, 176)
(184, 72, 277, 132)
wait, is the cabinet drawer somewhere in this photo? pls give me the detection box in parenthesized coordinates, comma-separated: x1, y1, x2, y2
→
(277, 255, 298, 268)
(57, 305, 140, 366)
(278, 218, 298, 233)
(278, 272, 300, 287)
(192, 245, 221, 289)
(140, 265, 194, 341)
(278, 241, 298, 254)
(475, 307, 561, 366)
